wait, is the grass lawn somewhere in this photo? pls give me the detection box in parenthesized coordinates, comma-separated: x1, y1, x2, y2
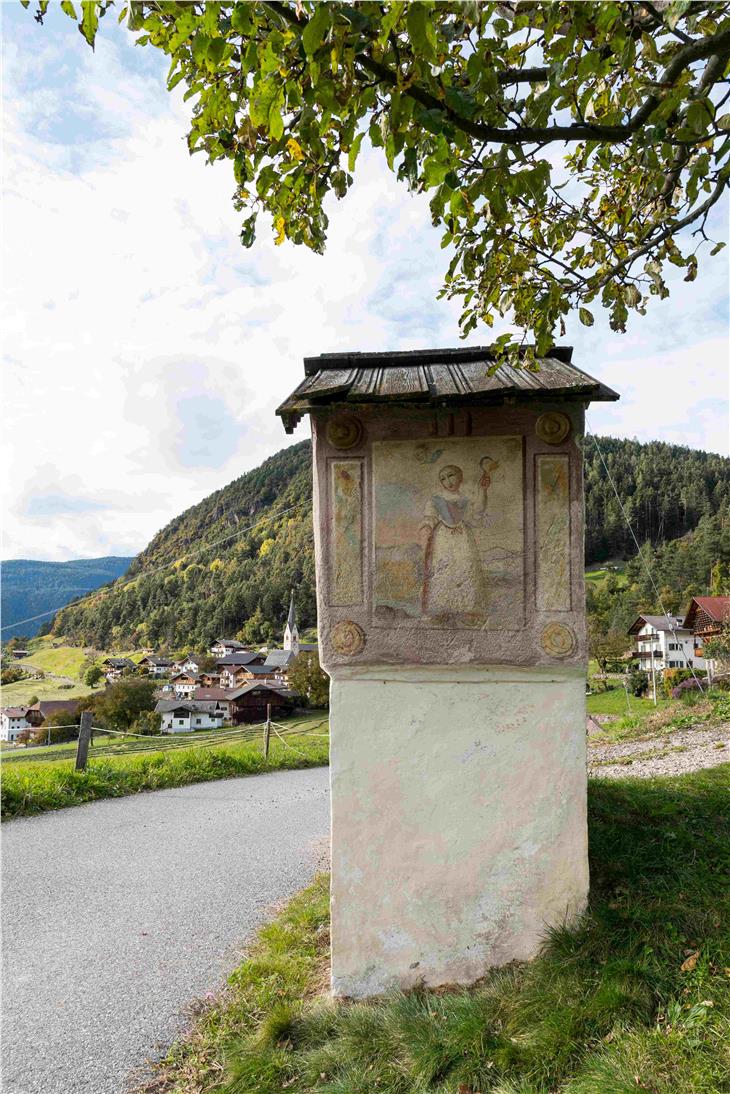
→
(0, 676, 96, 708)
(0, 714, 329, 819)
(143, 765, 730, 1094)
(586, 688, 670, 719)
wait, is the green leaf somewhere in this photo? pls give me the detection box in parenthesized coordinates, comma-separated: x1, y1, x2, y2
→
(60, 0, 77, 18)
(716, 114, 730, 132)
(347, 132, 365, 172)
(302, 4, 330, 58)
(78, 0, 98, 46)
(710, 241, 726, 256)
(268, 87, 285, 140)
(406, 3, 437, 64)
(231, 3, 253, 35)
(579, 307, 594, 327)
(206, 37, 227, 70)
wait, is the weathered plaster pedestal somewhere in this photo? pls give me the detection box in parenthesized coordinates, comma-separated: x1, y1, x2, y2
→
(329, 664, 588, 996)
(277, 346, 618, 998)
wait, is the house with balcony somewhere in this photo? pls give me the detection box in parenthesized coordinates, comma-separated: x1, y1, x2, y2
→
(684, 596, 730, 678)
(627, 614, 705, 673)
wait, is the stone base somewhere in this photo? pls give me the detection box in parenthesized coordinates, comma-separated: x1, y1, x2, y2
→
(329, 663, 589, 998)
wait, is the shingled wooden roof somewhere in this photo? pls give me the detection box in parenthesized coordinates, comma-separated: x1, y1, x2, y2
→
(277, 345, 619, 433)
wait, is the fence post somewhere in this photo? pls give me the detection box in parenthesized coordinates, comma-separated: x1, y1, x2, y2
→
(75, 711, 92, 772)
(264, 704, 271, 759)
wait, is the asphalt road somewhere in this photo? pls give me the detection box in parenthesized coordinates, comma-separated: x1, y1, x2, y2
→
(1, 767, 330, 1094)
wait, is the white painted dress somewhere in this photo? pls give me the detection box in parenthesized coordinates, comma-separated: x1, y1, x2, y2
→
(421, 492, 488, 621)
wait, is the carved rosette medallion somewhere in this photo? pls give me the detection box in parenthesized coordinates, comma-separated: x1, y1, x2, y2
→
(331, 620, 366, 656)
(326, 415, 364, 450)
(541, 622, 576, 658)
(536, 411, 571, 445)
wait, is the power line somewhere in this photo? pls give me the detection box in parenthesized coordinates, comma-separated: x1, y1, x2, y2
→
(1, 500, 308, 634)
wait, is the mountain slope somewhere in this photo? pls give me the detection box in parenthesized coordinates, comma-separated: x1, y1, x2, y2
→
(50, 437, 730, 650)
(2, 556, 134, 639)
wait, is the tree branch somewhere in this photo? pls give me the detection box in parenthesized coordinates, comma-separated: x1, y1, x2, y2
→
(265, 1, 730, 146)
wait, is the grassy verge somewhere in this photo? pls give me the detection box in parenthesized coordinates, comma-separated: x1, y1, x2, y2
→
(589, 691, 730, 744)
(1, 718, 329, 820)
(141, 765, 730, 1094)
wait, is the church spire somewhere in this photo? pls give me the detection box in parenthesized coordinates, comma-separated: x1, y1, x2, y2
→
(284, 591, 299, 653)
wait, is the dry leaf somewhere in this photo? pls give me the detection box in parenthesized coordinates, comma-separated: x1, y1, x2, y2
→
(680, 950, 700, 972)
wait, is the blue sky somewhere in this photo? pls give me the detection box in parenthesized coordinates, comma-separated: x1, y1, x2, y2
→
(2, 4, 728, 561)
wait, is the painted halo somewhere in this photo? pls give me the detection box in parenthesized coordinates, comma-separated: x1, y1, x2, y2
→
(331, 620, 366, 656)
(541, 622, 576, 658)
(535, 411, 571, 445)
(326, 415, 364, 450)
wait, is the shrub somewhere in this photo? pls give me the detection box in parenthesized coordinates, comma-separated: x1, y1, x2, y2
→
(663, 667, 707, 697)
(627, 669, 649, 697)
(131, 711, 163, 736)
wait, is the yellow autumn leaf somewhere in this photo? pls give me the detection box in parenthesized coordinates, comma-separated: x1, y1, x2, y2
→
(274, 215, 286, 245)
(680, 950, 700, 972)
(286, 137, 304, 161)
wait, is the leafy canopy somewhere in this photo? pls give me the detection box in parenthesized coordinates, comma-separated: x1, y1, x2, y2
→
(30, 0, 730, 353)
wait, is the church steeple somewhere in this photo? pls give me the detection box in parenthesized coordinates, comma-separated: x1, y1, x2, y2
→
(283, 591, 299, 654)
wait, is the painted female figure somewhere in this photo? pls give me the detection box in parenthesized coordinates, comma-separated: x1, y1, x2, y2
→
(420, 464, 488, 624)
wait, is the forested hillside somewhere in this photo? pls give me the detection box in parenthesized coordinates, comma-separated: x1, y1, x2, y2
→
(2, 556, 133, 639)
(50, 437, 730, 651)
(584, 437, 730, 563)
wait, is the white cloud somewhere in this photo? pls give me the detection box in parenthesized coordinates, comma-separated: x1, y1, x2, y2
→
(1, 8, 728, 563)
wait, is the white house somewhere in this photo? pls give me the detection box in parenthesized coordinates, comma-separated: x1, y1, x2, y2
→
(172, 653, 200, 675)
(627, 614, 707, 673)
(1, 707, 31, 742)
(209, 638, 246, 658)
(170, 672, 200, 698)
(154, 700, 226, 734)
(137, 655, 174, 678)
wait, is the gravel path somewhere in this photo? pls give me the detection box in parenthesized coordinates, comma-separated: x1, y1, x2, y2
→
(1, 767, 330, 1094)
(588, 722, 730, 779)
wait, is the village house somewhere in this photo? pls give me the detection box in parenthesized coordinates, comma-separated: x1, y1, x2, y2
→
(102, 657, 136, 681)
(192, 687, 235, 721)
(225, 681, 297, 724)
(154, 700, 226, 734)
(198, 670, 222, 688)
(627, 614, 705, 674)
(137, 655, 174, 677)
(219, 662, 275, 689)
(25, 699, 82, 727)
(684, 596, 730, 679)
(0, 707, 31, 742)
(209, 638, 247, 658)
(170, 671, 200, 698)
(172, 653, 200, 675)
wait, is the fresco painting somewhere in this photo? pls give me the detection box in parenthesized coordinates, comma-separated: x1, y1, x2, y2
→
(373, 437, 524, 629)
(536, 454, 571, 612)
(331, 459, 363, 606)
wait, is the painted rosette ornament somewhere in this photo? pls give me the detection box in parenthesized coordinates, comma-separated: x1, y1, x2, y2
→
(535, 411, 571, 445)
(541, 622, 576, 658)
(331, 620, 366, 656)
(326, 415, 364, 450)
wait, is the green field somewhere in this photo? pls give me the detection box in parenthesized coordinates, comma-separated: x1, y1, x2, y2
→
(148, 765, 730, 1094)
(584, 560, 628, 586)
(586, 687, 670, 718)
(1, 640, 144, 706)
(1, 714, 329, 819)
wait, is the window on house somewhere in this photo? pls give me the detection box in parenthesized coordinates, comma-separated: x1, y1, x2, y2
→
(195, 718, 201, 725)
(177, 719, 185, 725)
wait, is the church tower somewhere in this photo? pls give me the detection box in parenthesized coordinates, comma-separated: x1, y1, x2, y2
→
(283, 591, 299, 654)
